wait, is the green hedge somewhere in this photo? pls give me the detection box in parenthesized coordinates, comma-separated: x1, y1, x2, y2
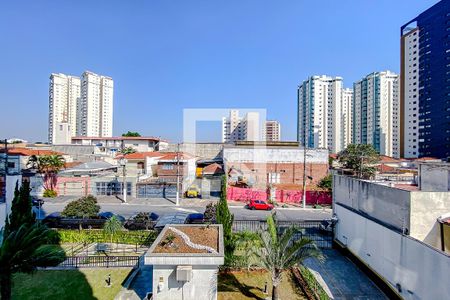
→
(56, 229, 157, 246)
(299, 265, 330, 300)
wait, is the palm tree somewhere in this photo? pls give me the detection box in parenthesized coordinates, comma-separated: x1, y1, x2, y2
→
(0, 224, 66, 300)
(103, 216, 123, 244)
(247, 215, 323, 300)
(27, 154, 66, 192)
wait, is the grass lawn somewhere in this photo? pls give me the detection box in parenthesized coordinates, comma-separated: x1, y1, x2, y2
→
(218, 270, 306, 300)
(11, 268, 132, 300)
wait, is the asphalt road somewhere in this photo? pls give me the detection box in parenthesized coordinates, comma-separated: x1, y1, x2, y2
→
(34, 202, 332, 221)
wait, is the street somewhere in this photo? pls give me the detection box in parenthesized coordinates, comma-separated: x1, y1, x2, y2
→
(34, 200, 332, 222)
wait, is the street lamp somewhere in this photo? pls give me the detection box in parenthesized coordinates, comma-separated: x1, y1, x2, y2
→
(118, 157, 128, 203)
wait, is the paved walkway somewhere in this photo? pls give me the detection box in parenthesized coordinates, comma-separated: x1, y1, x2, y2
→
(115, 264, 153, 300)
(130, 265, 153, 299)
(304, 250, 388, 300)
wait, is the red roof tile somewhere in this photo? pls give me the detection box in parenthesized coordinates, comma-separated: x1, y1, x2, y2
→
(379, 155, 400, 163)
(203, 163, 224, 175)
(414, 157, 440, 162)
(158, 152, 195, 160)
(118, 152, 165, 160)
(0, 148, 64, 156)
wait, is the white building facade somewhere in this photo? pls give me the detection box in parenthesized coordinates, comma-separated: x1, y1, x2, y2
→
(48, 71, 113, 144)
(400, 28, 420, 158)
(353, 71, 400, 157)
(222, 110, 262, 143)
(297, 75, 351, 153)
(342, 88, 353, 149)
(79, 71, 114, 137)
(48, 73, 81, 144)
(264, 120, 281, 141)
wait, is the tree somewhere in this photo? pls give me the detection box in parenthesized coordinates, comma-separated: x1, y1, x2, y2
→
(61, 195, 100, 219)
(4, 181, 36, 236)
(103, 216, 123, 244)
(122, 131, 141, 137)
(317, 174, 332, 193)
(0, 224, 66, 300)
(337, 144, 380, 179)
(119, 147, 137, 155)
(27, 154, 66, 195)
(247, 215, 323, 300)
(216, 175, 235, 264)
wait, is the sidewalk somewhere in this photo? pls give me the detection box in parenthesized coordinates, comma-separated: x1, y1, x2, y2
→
(304, 250, 388, 299)
(44, 195, 219, 207)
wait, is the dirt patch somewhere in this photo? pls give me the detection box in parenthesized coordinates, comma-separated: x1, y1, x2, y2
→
(153, 226, 219, 254)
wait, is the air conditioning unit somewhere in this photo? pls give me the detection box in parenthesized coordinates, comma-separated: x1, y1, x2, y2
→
(176, 265, 193, 282)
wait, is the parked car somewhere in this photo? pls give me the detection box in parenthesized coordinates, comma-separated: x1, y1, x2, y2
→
(124, 212, 159, 230)
(154, 212, 190, 230)
(31, 197, 44, 207)
(42, 212, 62, 227)
(247, 199, 274, 211)
(185, 185, 201, 198)
(98, 212, 126, 222)
(186, 213, 204, 224)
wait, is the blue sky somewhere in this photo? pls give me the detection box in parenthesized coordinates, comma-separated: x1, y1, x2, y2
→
(0, 0, 439, 143)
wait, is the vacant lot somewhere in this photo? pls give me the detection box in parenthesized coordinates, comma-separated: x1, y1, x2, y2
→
(11, 268, 132, 300)
(218, 270, 306, 300)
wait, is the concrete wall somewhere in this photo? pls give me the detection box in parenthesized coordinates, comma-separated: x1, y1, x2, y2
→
(163, 143, 224, 160)
(152, 265, 219, 300)
(223, 147, 328, 163)
(334, 204, 450, 300)
(51, 145, 96, 162)
(410, 192, 450, 249)
(333, 175, 411, 232)
(333, 175, 450, 250)
(418, 163, 450, 191)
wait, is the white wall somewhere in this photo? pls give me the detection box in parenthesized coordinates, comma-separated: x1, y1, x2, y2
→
(223, 147, 328, 164)
(152, 265, 219, 300)
(410, 192, 450, 249)
(334, 204, 450, 300)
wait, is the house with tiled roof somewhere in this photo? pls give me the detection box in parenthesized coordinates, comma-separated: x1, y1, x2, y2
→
(202, 163, 224, 177)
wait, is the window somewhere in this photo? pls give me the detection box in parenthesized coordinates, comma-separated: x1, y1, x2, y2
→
(162, 163, 174, 170)
(268, 173, 280, 184)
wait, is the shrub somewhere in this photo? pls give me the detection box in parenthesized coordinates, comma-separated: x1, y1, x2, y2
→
(124, 212, 156, 230)
(61, 195, 100, 219)
(45, 229, 62, 244)
(57, 229, 157, 246)
(317, 174, 332, 192)
(43, 189, 58, 198)
(204, 203, 217, 223)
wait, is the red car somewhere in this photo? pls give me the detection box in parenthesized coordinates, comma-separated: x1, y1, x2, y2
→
(247, 199, 274, 211)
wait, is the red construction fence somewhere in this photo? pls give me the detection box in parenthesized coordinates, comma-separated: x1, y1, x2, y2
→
(227, 186, 331, 205)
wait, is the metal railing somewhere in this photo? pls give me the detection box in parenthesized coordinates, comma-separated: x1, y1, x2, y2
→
(58, 255, 140, 268)
(232, 220, 333, 248)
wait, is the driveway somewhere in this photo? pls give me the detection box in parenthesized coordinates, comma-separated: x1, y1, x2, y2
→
(304, 250, 388, 299)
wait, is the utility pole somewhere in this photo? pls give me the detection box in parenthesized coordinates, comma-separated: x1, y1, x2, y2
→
(118, 157, 127, 203)
(122, 162, 127, 203)
(175, 144, 181, 206)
